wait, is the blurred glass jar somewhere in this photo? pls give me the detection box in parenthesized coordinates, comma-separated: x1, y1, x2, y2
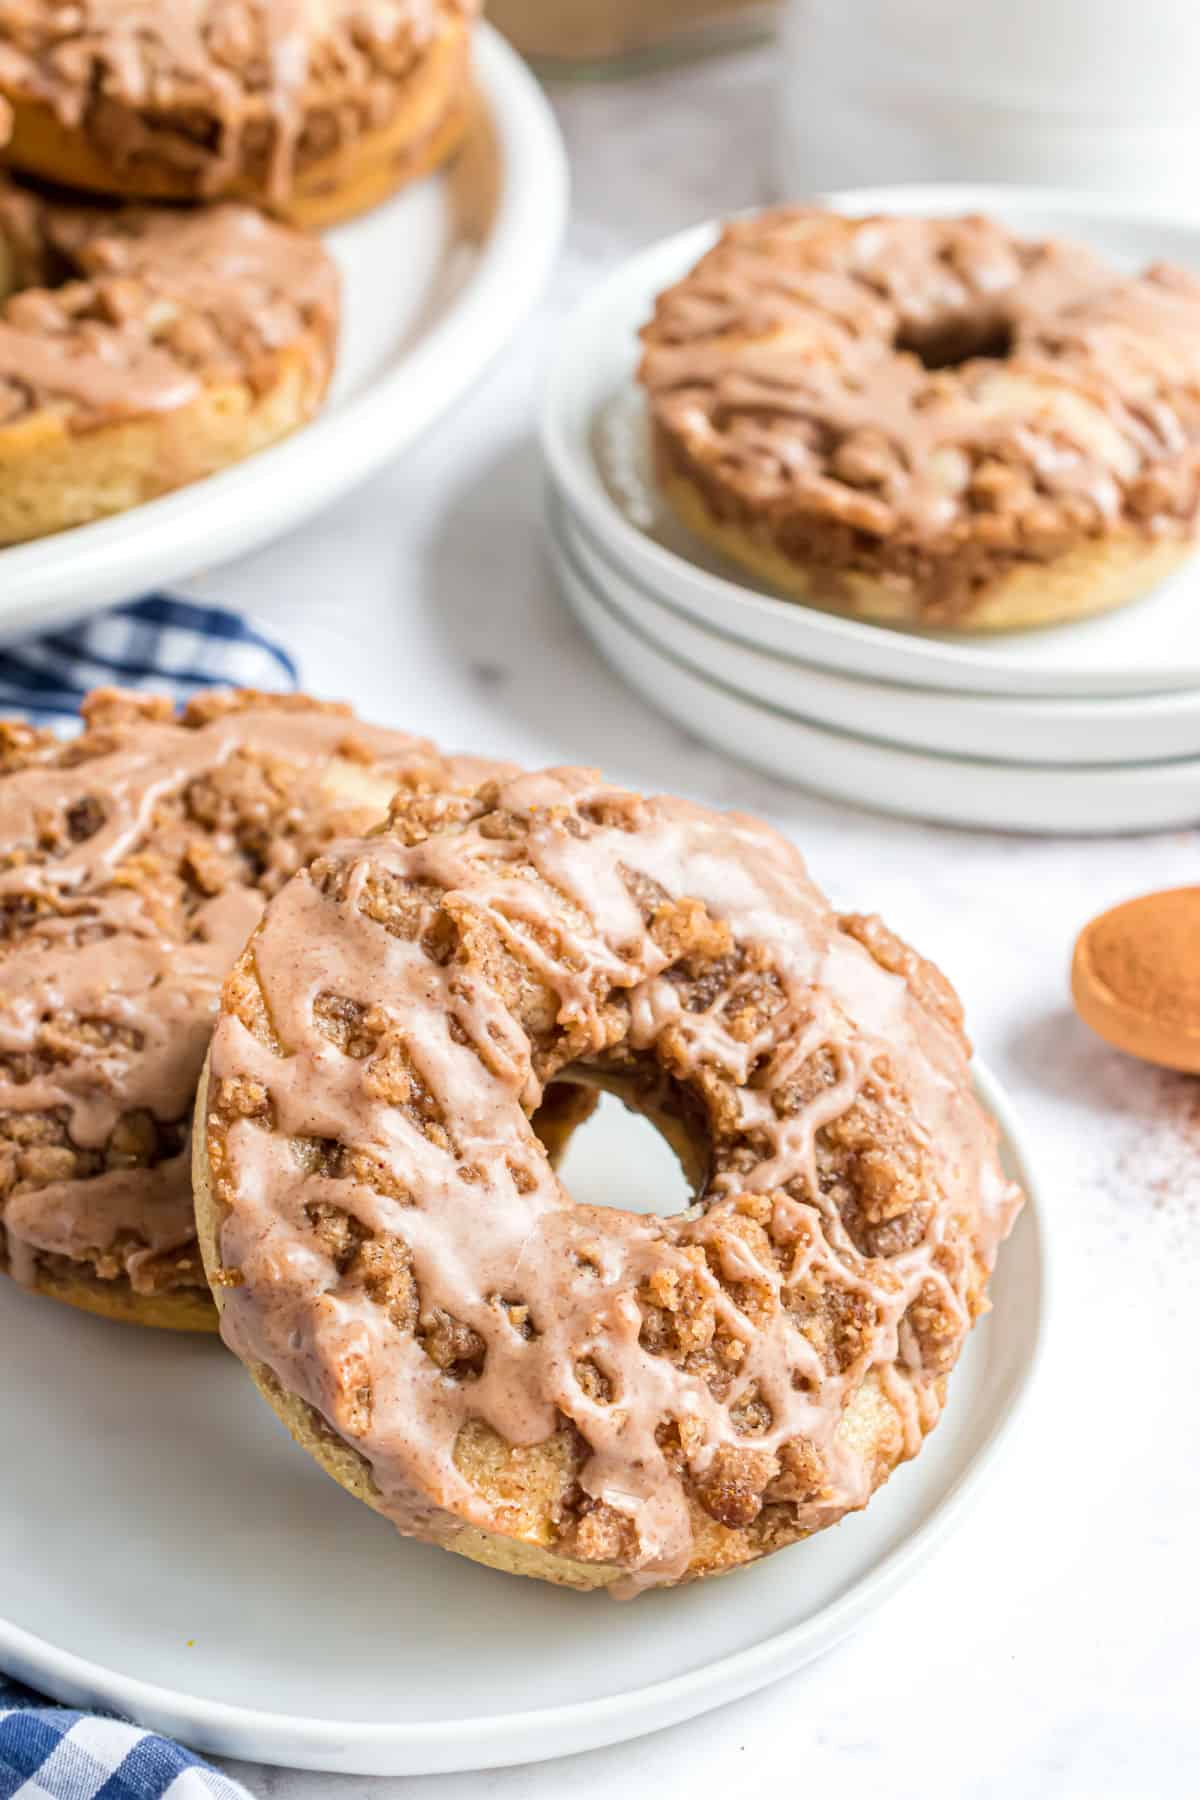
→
(487, 0, 775, 73)
(776, 0, 1200, 201)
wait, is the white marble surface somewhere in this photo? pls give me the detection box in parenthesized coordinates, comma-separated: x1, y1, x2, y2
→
(186, 45, 1197, 1800)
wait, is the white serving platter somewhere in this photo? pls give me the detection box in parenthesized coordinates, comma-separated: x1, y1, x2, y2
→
(0, 25, 567, 643)
(553, 489, 1200, 766)
(555, 528, 1200, 834)
(0, 1073, 1045, 1776)
(541, 184, 1200, 700)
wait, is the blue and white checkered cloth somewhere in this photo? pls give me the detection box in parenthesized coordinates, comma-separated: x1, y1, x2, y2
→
(0, 594, 299, 725)
(0, 1678, 251, 1800)
(0, 591, 296, 1793)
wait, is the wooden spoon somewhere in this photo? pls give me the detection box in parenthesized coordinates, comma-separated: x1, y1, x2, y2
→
(1072, 886, 1200, 1073)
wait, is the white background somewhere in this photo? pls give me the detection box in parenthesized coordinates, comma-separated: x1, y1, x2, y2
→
(187, 44, 1198, 1800)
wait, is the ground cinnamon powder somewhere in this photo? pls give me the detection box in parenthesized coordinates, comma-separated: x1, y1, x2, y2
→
(1072, 887, 1200, 1070)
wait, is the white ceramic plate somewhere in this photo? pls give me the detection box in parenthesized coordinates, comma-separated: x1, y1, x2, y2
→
(541, 184, 1200, 700)
(555, 527, 1200, 834)
(554, 489, 1200, 766)
(0, 25, 567, 643)
(0, 1074, 1045, 1776)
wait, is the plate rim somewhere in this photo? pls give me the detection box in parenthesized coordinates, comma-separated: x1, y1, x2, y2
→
(556, 477, 1200, 730)
(552, 493, 1200, 779)
(540, 182, 1200, 700)
(0, 1062, 1050, 1774)
(553, 485, 1200, 767)
(0, 24, 568, 640)
(556, 533, 1200, 831)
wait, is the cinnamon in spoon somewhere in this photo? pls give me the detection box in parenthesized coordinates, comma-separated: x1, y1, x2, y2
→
(1072, 887, 1200, 1072)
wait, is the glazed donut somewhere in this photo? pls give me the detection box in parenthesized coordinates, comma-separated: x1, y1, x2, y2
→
(0, 176, 337, 545)
(639, 210, 1200, 632)
(0, 687, 515, 1332)
(0, 2, 478, 229)
(196, 767, 1023, 1593)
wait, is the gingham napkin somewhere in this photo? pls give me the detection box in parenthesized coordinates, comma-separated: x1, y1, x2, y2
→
(0, 1678, 251, 1800)
(0, 593, 294, 1793)
(0, 594, 299, 724)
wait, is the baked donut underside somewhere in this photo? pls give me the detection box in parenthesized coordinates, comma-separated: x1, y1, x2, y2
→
(0, 16, 474, 231)
(1, 1247, 220, 1332)
(198, 771, 1019, 1593)
(654, 448, 1198, 635)
(641, 211, 1200, 632)
(0, 358, 330, 547)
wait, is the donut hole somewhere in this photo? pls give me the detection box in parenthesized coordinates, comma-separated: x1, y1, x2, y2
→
(894, 313, 1014, 372)
(551, 1086, 699, 1220)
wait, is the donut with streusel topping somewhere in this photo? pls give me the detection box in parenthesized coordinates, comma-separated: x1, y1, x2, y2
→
(639, 210, 1200, 632)
(195, 767, 1022, 1592)
(0, 2, 478, 229)
(0, 175, 337, 544)
(0, 687, 523, 1332)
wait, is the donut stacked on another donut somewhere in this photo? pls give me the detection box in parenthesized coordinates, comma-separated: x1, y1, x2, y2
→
(0, 2, 479, 229)
(0, 687, 516, 1332)
(197, 767, 1023, 1593)
(0, 175, 338, 543)
(640, 210, 1200, 631)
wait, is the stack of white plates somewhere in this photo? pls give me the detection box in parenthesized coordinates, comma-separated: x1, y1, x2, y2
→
(541, 186, 1200, 835)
